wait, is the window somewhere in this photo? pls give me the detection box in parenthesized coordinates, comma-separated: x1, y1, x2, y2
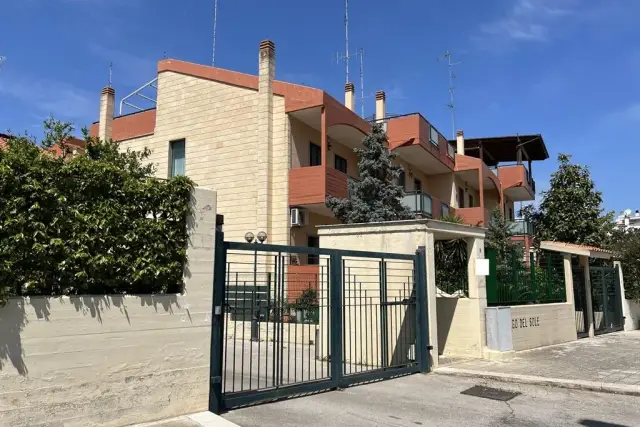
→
(335, 154, 347, 174)
(307, 235, 320, 265)
(414, 178, 422, 192)
(458, 187, 465, 208)
(170, 139, 185, 177)
(429, 126, 439, 146)
(309, 143, 322, 166)
(398, 169, 406, 190)
(468, 194, 474, 208)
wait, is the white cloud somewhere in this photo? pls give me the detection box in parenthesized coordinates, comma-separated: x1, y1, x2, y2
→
(0, 71, 95, 122)
(474, 0, 579, 52)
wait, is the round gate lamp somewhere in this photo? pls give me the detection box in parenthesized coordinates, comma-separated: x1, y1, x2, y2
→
(257, 231, 268, 243)
(244, 232, 255, 243)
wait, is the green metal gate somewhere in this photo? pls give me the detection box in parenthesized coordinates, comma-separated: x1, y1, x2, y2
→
(572, 266, 589, 338)
(208, 230, 430, 413)
(589, 266, 624, 335)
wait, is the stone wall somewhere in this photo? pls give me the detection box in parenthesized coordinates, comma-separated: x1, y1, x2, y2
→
(510, 303, 577, 351)
(623, 299, 640, 331)
(0, 188, 217, 427)
(436, 297, 483, 358)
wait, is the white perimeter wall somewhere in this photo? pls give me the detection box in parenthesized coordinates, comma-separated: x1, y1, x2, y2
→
(510, 303, 577, 351)
(0, 188, 217, 427)
(436, 297, 483, 358)
(623, 299, 640, 331)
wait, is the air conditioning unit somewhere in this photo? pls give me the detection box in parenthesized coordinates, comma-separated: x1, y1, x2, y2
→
(290, 208, 306, 227)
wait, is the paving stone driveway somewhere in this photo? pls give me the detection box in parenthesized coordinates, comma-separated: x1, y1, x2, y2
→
(443, 331, 640, 385)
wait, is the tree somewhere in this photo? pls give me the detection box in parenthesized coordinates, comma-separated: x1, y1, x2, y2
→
(326, 124, 414, 223)
(486, 207, 516, 260)
(521, 154, 614, 247)
(607, 228, 640, 300)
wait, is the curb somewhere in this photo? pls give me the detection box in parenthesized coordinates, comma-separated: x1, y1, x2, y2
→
(127, 411, 240, 427)
(435, 367, 640, 397)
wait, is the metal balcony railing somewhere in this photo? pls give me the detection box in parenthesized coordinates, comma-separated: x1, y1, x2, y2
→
(402, 191, 433, 216)
(447, 142, 455, 158)
(508, 219, 533, 235)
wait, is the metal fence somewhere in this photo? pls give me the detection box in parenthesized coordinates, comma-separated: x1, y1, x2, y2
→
(486, 249, 566, 306)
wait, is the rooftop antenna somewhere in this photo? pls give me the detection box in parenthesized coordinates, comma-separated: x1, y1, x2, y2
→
(335, 0, 355, 83)
(108, 61, 113, 87)
(0, 56, 5, 70)
(212, 0, 218, 66)
(358, 48, 365, 117)
(440, 50, 461, 140)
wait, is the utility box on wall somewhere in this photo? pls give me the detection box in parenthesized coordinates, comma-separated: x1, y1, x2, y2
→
(486, 307, 513, 352)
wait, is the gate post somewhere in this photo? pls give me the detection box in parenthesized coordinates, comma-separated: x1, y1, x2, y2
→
(581, 256, 595, 337)
(329, 252, 344, 388)
(209, 229, 227, 414)
(415, 247, 430, 373)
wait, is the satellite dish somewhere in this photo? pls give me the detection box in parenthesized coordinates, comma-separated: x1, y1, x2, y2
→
(624, 209, 632, 216)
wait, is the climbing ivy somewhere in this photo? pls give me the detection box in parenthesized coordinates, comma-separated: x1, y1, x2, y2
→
(0, 119, 194, 305)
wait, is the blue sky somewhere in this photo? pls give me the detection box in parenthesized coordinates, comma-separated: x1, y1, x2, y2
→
(0, 0, 638, 212)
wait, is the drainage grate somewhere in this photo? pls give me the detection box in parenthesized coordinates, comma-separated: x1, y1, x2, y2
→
(461, 385, 521, 401)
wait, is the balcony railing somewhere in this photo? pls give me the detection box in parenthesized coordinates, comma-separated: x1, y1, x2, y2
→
(402, 191, 433, 216)
(447, 142, 455, 158)
(509, 220, 533, 235)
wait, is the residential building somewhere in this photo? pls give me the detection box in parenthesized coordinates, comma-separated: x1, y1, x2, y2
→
(90, 39, 547, 265)
(0, 132, 85, 157)
(616, 209, 640, 231)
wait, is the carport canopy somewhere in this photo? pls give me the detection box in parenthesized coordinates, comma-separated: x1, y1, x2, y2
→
(539, 241, 613, 260)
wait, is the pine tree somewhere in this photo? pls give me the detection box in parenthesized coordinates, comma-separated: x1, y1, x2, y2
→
(521, 154, 614, 246)
(326, 123, 414, 223)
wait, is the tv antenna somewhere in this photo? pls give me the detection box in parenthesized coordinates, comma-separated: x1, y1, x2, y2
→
(440, 50, 461, 140)
(358, 48, 365, 117)
(0, 56, 5, 70)
(108, 62, 113, 87)
(212, 0, 219, 66)
(335, 0, 356, 83)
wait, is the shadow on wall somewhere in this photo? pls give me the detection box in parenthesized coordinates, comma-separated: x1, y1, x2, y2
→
(0, 299, 28, 376)
(436, 297, 458, 356)
(0, 294, 184, 376)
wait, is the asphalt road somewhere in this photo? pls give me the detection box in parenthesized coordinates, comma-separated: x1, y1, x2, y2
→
(222, 374, 640, 427)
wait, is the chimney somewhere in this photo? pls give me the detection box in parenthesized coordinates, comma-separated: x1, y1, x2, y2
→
(98, 86, 115, 141)
(456, 130, 465, 155)
(257, 39, 275, 238)
(375, 90, 386, 122)
(345, 82, 355, 111)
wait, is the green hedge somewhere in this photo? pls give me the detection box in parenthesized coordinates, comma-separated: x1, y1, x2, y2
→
(0, 121, 194, 304)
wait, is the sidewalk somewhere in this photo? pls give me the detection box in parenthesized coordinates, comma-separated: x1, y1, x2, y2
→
(128, 412, 239, 427)
(436, 331, 640, 396)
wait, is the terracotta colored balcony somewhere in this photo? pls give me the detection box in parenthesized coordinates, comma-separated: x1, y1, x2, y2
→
(289, 166, 349, 206)
(385, 113, 455, 175)
(498, 164, 535, 201)
(456, 207, 491, 227)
